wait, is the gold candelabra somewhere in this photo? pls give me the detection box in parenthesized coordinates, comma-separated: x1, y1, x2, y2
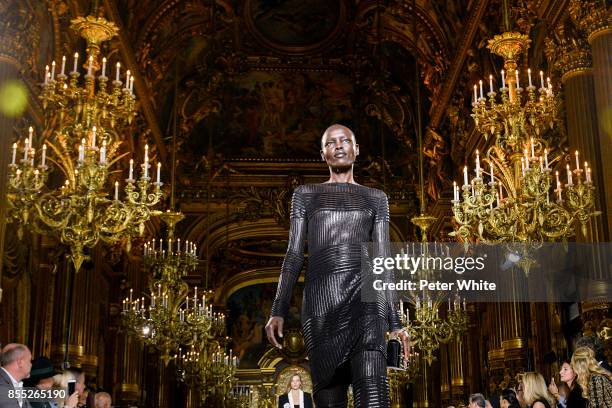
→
(451, 32, 599, 251)
(122, 211, 216, 365)
(398, 215, 469, 365)
(174, 331, 238, 403)
(227, 385, 254, 408)
(6, 14, 163, 271)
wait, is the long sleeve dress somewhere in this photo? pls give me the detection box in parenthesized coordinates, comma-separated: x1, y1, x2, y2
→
(270, 183, 402, 394)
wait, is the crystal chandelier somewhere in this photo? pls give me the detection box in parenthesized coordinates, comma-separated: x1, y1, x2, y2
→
(398, 216, 468, 365)
(450, 31, 599, 249)
(121, 211, 213, 365)
(6, 14, 163, 271)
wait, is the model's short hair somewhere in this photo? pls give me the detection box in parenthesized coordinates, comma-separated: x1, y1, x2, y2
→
(0, 344, 28, 367)
(469, 393, 486, 408)
(321, 124, 357, 148)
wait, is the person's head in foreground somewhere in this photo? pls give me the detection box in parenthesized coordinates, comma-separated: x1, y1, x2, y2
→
(571, 346, 612, 398)
(0, 343, 32, 382)
(320, 124, 359, 174)
(469, 393, 486, 408)
(521, 372, 554, 407)
(94, 391, 112, 408)
(500, 388, 521, 408)
(23, 356, 58, 389)
(286, 373, 303, 392)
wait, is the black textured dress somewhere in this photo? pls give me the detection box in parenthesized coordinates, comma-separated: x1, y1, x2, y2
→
(270, 183, 402, 399)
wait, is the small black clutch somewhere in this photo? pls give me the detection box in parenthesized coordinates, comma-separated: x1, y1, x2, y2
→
(386, 339, 402, 368)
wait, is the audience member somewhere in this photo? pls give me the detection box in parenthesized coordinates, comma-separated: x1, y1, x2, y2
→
(23, 357, 60, 408)
(571, 346, 612, 407)
(500, 388, 521, 408)
(93, 393, 110, 408)
(469, 393, 487, 408)
(521, 372, 555, 408)
(53, 369, 84, 408)
(548, 359, 587, 408)
(0, 343, 32, 408)
(575, 336, 612, 373)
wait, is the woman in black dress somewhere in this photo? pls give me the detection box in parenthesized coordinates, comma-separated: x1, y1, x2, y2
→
(278, 374, 313, 408)
(548, 360, 588, 408)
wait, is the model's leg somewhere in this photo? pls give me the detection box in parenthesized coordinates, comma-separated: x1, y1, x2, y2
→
(350, 349, 390, 408)
(313, 360, 351, 408)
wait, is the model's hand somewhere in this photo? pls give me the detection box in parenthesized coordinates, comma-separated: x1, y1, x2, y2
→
(265, 316, 284, 349)
(392, 329, 411, 365)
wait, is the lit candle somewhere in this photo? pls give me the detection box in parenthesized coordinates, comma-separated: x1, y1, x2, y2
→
(540, 71, 544, 89)
(91, 126, 97, 148)
(130, 288, 133, 302)
(28, 126, 33, 147)
(44, 65, 49, 84)
(524, 148, 530, 169)
(129, 158, 134, 180)
(125, 70, 131, 90)
(475, 149, 481, 177)
(479, 80, 484, 99)
(586, 167, 592, 183)
(11, 142, 17, 165)
(115, 62, 121, 82)
(463, 165, 468, 186)
(129, 76, 134, 92)
(521, 157, 525, 177)
(400, 299, 404, 315)
(453, 181, 458, 201)
(41, 144, 46, 166)
(575, 151, 580, 170)
(530, 138, 535, 158)
(555, 170, 560, 186)
(80, 138, 86, 161)
(73, 52, 79, 73)
(87, 55, 93, 76)
(144, 144, 149, 163)
(490, 162, 494, 183)
(144, 146, 149, 178)
(489, 74, 493, 93)
(51, 61, 56, 80)
(23, 138, 29, 161)
(114, 181, 119, 200)
(539, 156, 543, 171)
(100, 140, 106, 163)
(557, 181, 562, 202)
(101, 57, 107, 77)
(515, 69, 520, 88)
(473, 84, 478, 104)
(544, 148, 549, 169)
(567, 164, 573, 185)
(61, 56, 66, 75)
(528, 68, 532, 87)
(501, 69, 505, 88)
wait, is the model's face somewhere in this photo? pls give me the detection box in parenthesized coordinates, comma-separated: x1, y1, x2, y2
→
(290, 375, 301, 390)
(320, 127, 359, 168)
(560, 362, 575, 384)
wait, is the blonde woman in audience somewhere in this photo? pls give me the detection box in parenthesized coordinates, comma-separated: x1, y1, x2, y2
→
(571, 346, 612, 407)
(521, 372, 555, 408)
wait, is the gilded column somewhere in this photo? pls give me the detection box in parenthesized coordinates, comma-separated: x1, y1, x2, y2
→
(570, 0, 612, 238)
(548, 30, 607, 242)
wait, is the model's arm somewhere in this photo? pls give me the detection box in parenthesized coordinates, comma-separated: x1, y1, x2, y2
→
(372, 192, 403, 332)
(270, 187, 307, 318)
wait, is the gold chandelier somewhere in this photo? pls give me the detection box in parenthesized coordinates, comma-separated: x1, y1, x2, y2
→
(399, 216, 469, 365)
(451, 31, 599, 248)
(122, 211, 216, 365)
(7, 14, 163, 271)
